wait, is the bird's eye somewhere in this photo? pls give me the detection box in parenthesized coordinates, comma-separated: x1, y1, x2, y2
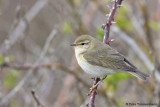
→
(81, 43, 85, 45)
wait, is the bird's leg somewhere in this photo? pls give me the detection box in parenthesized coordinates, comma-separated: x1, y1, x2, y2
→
(93, 76, 107, 89)
(89, 76, 107, 94)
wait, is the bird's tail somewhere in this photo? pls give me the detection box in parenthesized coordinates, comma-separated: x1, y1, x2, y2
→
(129, 70, 150, 80)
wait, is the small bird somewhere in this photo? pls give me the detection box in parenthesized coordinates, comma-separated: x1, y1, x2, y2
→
(71, 35, 149, 80)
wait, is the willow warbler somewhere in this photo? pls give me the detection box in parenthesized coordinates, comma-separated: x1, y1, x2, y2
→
(71, 35, 149, 80)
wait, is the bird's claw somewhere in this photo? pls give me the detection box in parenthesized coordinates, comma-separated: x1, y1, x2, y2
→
(89, 86, 97, 95)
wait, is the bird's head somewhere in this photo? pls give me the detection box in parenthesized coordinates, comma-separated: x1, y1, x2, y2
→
(71, 35, 94, 55)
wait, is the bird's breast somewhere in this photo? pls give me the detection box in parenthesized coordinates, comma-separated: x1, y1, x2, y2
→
(76, 53, 115, 77)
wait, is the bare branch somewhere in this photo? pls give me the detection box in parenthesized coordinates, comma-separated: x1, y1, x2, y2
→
(0, 29, 57, 106)
(87, 78, 100, 107)
(31, 90, 44, 107)
(103, 0, 123, 44)
(0, 62, 90, 88)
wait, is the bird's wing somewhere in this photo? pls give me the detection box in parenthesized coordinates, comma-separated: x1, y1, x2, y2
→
(84, 47, 136, 72)
(107, 48, 137, 69)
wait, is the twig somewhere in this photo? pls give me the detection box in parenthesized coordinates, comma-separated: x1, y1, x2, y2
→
(87, 0, 123, 107)
(0, 29, 57, 106)
(103, 0, 123, 44)
(31, 90, 44, 107)
(87, 78, 100, 107)
(0, 63, 42, 70)
(0, 62, 90, 88)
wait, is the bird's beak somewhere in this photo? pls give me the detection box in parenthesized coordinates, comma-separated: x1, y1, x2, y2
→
(71, 43, 78, 46)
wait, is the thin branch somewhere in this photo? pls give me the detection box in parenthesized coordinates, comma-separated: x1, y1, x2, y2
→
(88, 0, 123, 107)
(103, 0, 123, 44)
(0, 62, 90, 88)
(0, 63, 42, 70)
(87, 78, 100, 107)
(0, 29, 57, 106)
(0, 62, 92, 107)
(31, 90, 44, 107)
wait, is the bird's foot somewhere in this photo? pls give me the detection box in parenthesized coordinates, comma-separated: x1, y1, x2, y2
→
(88, 76, 107, 95)
(89, 87, 97, 95)
(89, 81, 101, 95)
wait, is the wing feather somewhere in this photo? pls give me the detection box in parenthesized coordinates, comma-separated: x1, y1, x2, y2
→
(84, 46, 136, 72)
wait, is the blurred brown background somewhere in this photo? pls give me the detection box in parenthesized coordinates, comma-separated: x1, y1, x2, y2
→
(0, 0, 160, 107)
